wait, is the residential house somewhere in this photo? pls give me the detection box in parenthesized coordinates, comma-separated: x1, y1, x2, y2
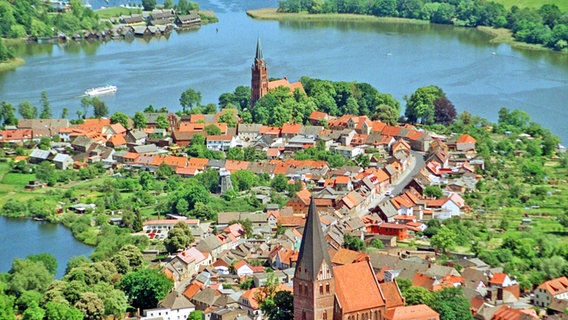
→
(29, 148, 53, 164)
(53, 153, 73, 170)
(378, 223, 409, 241)
(233, 260, 254, 278)
(71, 136, 95, 152)
(142, 290, 195, 320)
(206, 135, 242, 151)
(534, 277, 568, 308)
(237, 124, 262, 141)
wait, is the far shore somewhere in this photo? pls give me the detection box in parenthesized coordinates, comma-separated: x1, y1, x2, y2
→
(0, 58, 25, 72)
(246, 8, 428, 24)
(247, 8, 565, 54)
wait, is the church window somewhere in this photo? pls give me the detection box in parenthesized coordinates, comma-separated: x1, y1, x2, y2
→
(323, 311, 328, 320)
(326, 283, 330, 293)
(319, 284, 323, 295)
(302, 311, 307, 320)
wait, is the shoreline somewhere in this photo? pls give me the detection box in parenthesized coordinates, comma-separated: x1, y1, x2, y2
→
(247, 8, 566, 54)
(0, 58, 25, 72)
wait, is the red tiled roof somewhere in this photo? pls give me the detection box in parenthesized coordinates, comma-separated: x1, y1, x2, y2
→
(384, 304, 439, 320)
(456, 133, 476, 144)
(334, 261, 385, 313)
(309, 111, 328, 121)
(281, 123, 301, 134)
(380, 281, 404, 310)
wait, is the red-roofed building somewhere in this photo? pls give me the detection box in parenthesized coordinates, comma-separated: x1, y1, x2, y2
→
(491, 305, 538, 320)
(384, 304, 439, 320)
(378, 223, 409, 240)
(534, 276, 568, 307)
(286, 188, 311, 213)
(281, 123, 302, 138)
(308, 111, 330, 125)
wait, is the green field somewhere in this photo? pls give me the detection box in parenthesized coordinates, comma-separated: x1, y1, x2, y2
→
(492, 0, 568, 12)
(95, 7, 142, 19)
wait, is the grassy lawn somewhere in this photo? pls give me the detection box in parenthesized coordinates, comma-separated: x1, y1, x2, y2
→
(2, 172, 36, 187)
(247, 8, 428, 24)
(491, 0, 568, 11)
(96, 7, 142, 19)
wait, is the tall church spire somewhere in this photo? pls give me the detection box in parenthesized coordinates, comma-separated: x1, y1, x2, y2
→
(294, 195, 335, 320)
(251, 38, 268, 108)
(255, 37, 263, 60)
(297, 195, 333, 281)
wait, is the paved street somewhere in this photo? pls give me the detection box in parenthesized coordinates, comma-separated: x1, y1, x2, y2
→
(359, 150, 426, 217)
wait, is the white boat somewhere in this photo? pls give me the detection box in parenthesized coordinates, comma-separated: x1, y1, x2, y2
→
(84, 85, 117, 96)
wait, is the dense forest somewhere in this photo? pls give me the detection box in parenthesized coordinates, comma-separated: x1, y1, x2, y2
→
(277, 0, 568, 50)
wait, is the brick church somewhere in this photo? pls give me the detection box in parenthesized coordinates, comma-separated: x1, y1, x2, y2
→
(250, 38, 304, 107)
(294, 197, 405, 320)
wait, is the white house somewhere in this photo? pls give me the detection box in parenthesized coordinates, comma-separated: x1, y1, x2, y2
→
(206, 135, 242, 151)
(534, 276, 568, 308)
(334, 145, 364, 159)
(53, 153, 73, 170)
(233, 260, 254, 278)
(141, 291, 195, 320)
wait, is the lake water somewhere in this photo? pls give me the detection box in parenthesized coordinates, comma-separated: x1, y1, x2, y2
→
(0, 216, 93, 278)
(0, 0, 566, 144)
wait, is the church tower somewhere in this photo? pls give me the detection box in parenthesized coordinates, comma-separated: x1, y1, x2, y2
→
(250, 38, 269, 108)
(294, 196, 335, 320)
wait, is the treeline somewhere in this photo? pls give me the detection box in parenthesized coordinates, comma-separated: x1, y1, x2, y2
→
(221, 77, 402, 126)
(0, 0, 107, 38)
(0, 243, 172, 319)
(277, 0, 568, 50)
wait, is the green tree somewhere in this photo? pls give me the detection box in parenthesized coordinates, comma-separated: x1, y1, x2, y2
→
(188, 310, 202, 320)
(80, 97, 91, 118)
(26, 253, 57, 276)
(110, 112, 129, 129)
(231, 170, 258, 191)
(424, 185, 443, 199)
(119, 268, 173, 310)
(180, 88, 201, 112)
(61, 107, 69, 119)
(39, 91, 52, 119)
(343, 234, 365, 251)
(0, 101, 17, 126)
(260, 290, 293, 320)
(219, 109, 237, 127)
(271, 174, 288, 192)
(92, 97, 108, 118)
(403, 286, 434, 306)
(370, 238, 384, 249)
(226, 147, 244, 161)
(141, 0, 157, 10)
(0, 293, 16, 320)
(65, 256, 90, 275)
(432, 287, 473, 320)
(9, 258, 54, 295)
(74, 292, 104, 320)
(404, 86, 445, 124)
(18, 101, 38, 119)
(44, 301, 84, 320)
(133, 112, 147, 129)
(21, 301, 44, 320)
(155, 114, 169, 129)
(110, 244, 144, 274)
(190, 202, 216, 221)
(164, 222, 194, 253)
(204, 124, 222, 136)
(430, 225, 457, 254)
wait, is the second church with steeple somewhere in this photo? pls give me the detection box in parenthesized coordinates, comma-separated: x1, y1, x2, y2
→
(294, 195, 405, 320)
(250, 38, 304, 108)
